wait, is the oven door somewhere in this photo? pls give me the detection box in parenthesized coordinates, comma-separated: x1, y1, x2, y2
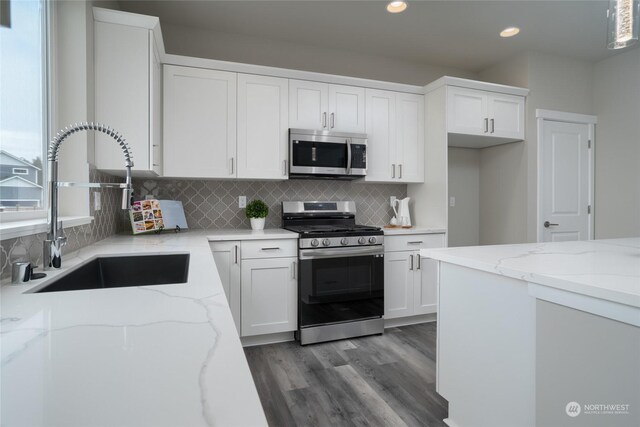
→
(298, 246, 384, 328)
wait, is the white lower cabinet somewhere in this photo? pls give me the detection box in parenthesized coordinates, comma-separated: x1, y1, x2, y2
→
(210, 238, 297, 338)
(384, 233, 445, 319)
(210, 241, 241, 333)
(241, 257, 297, 337)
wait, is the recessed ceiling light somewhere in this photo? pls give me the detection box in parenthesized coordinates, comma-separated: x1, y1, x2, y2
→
(500, 27, 521, 38)
(387, 1, 408, 14)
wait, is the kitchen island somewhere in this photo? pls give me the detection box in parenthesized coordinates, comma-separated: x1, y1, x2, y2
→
(1, 231, 268, 427)
(422, 238, 640, 427)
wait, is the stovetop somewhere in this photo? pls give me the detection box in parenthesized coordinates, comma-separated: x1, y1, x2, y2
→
(284, 224, 382, 235)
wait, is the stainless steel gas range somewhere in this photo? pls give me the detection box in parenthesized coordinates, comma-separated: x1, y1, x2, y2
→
(282, 201, 384, 345)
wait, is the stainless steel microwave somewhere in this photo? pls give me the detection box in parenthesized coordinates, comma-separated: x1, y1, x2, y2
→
(289, 129, 367, 180)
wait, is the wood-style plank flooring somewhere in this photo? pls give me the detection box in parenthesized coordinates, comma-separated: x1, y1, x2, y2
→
(244, 323, 448, 427)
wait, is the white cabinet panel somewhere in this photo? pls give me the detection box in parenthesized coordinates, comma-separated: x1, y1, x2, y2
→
(163, 66, 237, 178)
(95, 22, 155, 174)
(384, 233, 445, 319)
(237, 74, 288, 179)
(240, 239, 297, 259)
(384, 251, 414, 319)
(365, 89, 396, 182)
(447, 85, 525, 144)
(289, 79, 328, 130)
(329, 84, 365, 133)
(488, 93, 524, 140)
(211, 241, 241, 333)
(396, 93, 425, 183)
(150, 33, 162, 176)
(241, 257, 297, 337)
(365, 89, 425, 183)
(414, 257, 438, 315)
(447, 86, 487, 136)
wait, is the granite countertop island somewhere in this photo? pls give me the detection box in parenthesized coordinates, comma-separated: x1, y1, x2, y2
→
(1, 231, 269, 427)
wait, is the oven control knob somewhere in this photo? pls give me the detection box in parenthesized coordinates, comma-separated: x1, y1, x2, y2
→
(358, 237, 366, 245)
(340, 238, 349, 246)
(322, 239, 331, 247)
(310, 239, 319, 247)
(369, 237, 377, 244)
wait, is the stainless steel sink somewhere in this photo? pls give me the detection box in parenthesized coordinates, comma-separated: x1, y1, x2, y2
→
(33, 253, 190, 293)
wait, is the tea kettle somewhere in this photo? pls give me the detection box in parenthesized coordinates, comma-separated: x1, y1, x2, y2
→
(393, 197, 412, 227)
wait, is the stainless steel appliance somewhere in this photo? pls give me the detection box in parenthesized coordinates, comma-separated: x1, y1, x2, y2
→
(282, 201, 384, 345)
(289, 129, 367, 180)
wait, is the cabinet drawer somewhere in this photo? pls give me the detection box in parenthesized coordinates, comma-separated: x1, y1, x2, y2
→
(241, 239, 297, 259)
(384, 233, 445, 252)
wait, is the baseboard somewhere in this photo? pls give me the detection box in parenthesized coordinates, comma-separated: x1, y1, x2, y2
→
(241, 331, 295, 347)
(384, 312, 437, 328)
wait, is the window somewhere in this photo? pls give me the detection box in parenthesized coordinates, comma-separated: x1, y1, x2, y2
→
(0, 0, 50, 215)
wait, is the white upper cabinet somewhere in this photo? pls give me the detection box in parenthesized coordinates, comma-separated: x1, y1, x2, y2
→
(447, 87, 488, 136)
(94, 19, 161, 176)
(395, 93, 425, 183)
(289, 80, 329, 130)
(289, 80, 365, 133)
(237, 74, 289, 180)
(365, 89, 424, 183)
(328, 84, 366, 133)
(487, 93, 524, 140)
(163, 65, 237, 178)
(447, 85, 525, 144)
(365, 89, 396, 182)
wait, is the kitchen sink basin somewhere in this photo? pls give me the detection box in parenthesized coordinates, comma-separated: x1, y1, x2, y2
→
(33, 253, 190, 293)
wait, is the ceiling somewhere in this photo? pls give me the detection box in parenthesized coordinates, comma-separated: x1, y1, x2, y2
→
(118, 0, 634, 72)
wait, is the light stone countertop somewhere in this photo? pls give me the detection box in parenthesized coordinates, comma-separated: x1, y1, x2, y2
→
(206, 228, 298, 241)
(0, 231, 268, 427)
(421, 238, 640, 309)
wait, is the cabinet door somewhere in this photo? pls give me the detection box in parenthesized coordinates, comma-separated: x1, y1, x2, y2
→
(95, 22, 151, 173)
(447, 86, 488, 136)
(414, 255, 438, 315)
(149, 33, 163, 176)
(487, 94, 524, 140)
(289, 80, 329, 130)
(163, 65, 237, 178)
(364, 89, 396, 182)
(211, 241, 241, 333)
(241, 257, 297, 337)
(237, 74, 289, 179)
(396, 93, 425, 183)
(328, 84, 366, 133)
(384, 251, 415, 319)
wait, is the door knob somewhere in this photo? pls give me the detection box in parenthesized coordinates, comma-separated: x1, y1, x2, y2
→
(543, 221, 559, 228)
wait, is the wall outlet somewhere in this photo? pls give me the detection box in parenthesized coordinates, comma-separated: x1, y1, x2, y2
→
(449, 196, 456, 207)
(390, 196, 397, 208)
(239, 196, 247, 208)
(94, 192, 101, 211)
(145, 194, 156, 200)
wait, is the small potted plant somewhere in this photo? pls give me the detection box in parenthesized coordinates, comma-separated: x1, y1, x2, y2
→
(245, 199, 269, 230)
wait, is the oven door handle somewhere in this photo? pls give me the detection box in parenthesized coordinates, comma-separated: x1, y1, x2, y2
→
(299, 246, 384, 260)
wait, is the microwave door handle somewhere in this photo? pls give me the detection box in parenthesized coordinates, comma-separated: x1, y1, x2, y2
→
(346, 139, 352, 175)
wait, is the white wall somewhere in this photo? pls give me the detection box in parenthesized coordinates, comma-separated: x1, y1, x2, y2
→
(593, 48, 640, 238)
(478, 51, 595, 243)
(161, 23, 476, 86)
(448, 148, 480, 247)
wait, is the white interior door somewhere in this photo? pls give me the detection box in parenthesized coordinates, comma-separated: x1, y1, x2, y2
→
(540, 120, 592, 242)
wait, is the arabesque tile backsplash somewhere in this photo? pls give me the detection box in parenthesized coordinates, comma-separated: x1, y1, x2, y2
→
(2, 177, 406, 279)
(130, 179, 407, 230)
